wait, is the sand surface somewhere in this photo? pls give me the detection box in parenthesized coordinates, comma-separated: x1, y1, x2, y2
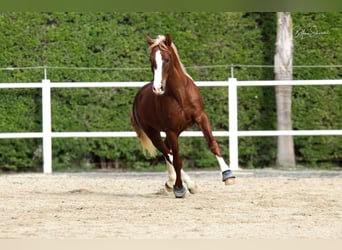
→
(0, 170, 341, 239)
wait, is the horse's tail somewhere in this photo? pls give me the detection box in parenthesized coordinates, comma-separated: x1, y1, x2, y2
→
(130, 111, 156, 158)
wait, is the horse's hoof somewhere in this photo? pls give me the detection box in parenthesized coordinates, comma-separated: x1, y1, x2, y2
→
(173, 185, 188, 198)
(222, 170, 236, 185)
(165, 182, 173, 192)
(224, 177, 236, 185)
(188, 183, 199, 194)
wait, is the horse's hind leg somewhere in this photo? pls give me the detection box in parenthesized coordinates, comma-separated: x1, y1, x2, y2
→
(164, 153, 176, 192)
(182, 169, 199, 194)
(164, 153, 199, 194)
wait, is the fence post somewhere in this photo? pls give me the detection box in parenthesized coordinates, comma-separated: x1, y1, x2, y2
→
(42, 78, 52, 173)
(228, 77, 239, 170)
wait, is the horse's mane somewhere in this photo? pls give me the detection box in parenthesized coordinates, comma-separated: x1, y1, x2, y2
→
(149, 35, 193, 80)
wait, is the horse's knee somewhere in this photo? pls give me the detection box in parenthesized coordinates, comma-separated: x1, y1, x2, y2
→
(209, 140, 221, 156)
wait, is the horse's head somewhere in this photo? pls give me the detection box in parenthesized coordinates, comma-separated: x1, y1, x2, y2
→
(146, 34, 173, 95)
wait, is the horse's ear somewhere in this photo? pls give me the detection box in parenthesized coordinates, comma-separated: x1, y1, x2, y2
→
(146, 35, 154, 46)
(165, 34, 172, 47)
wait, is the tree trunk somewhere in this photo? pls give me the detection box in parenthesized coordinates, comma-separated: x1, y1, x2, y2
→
(274, 12, 296, 167)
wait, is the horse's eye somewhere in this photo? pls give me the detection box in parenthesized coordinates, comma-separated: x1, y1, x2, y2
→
(165, 58, 170, 64)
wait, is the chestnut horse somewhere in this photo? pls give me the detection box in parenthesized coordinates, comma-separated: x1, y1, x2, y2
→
(131, 34, 235, 198)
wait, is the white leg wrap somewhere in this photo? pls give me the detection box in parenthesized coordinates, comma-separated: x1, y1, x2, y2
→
(216, 156, 230, 172)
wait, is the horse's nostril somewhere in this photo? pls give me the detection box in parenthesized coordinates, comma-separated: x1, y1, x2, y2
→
(152, 85, 165, 95)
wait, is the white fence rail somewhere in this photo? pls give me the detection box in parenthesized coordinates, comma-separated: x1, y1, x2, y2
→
(1, 78, 341, 173)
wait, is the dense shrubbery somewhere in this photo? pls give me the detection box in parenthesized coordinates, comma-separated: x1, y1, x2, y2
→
(0, 12, 341, 171)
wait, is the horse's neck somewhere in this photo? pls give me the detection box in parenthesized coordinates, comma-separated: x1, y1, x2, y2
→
(167, 70, 192, 103)
(167, 52, 193, 102)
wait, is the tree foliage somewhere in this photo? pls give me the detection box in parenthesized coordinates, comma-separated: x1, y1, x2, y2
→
(0, 12, 341, 171)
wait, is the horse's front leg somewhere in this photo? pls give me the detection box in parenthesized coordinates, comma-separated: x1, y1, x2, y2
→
(166, 132, 188, 198)
(195, 112, 236, 185)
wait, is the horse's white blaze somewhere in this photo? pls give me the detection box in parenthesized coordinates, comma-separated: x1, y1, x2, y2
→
(153, 50, 163, 92)
(216, 156, 230, 172)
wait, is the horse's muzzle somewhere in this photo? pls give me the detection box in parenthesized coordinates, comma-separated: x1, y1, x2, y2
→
(152, 85, 165, 95)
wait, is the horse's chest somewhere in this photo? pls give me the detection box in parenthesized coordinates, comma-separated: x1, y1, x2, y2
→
(160, 102, 193, 129)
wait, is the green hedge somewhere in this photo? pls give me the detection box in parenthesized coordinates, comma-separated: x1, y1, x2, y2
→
(0, 12, 341, 171)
